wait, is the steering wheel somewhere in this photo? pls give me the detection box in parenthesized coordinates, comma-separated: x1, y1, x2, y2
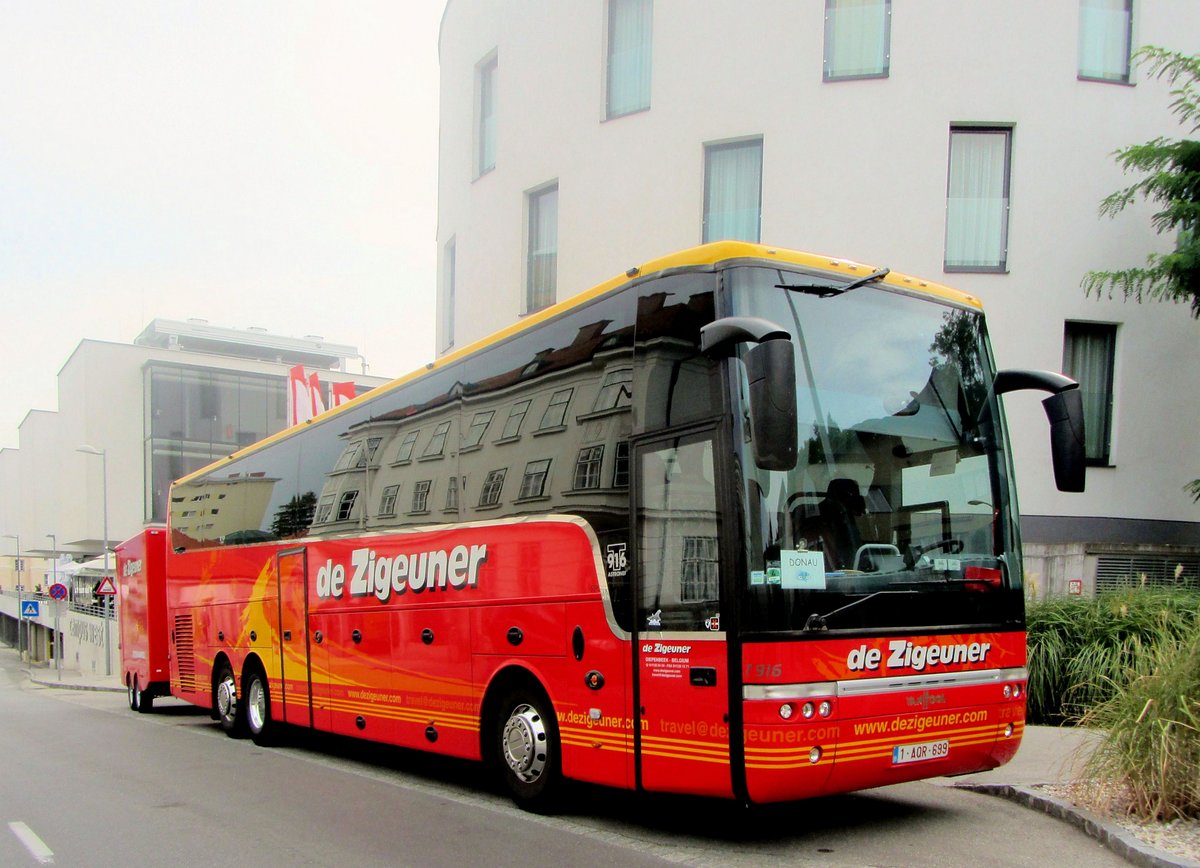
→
(906, 537, 964, 568)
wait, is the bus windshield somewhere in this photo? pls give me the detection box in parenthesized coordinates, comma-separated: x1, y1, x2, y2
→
(728, 265, 1022, 635)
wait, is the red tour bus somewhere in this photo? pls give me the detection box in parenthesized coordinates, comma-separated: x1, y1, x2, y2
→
(157, 242, 1084, 810)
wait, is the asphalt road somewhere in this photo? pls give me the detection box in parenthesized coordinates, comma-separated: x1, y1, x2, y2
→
(0, 649, 1125, 867)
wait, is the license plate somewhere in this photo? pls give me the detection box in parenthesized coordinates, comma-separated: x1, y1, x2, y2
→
(892, 739, 949, 764)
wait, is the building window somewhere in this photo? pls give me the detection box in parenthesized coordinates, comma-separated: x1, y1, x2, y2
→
(538, 388, 574, 430)
(592, 368, 633, 412)
(314, 493, 335, 523)
(479, 469, 507, 507)
(613, 441, 630, 488)
(500, 400, 531, 440)
(824, 0, 891, 81)
(1079, 0, 1133, 83)
(476, 53, 498, 176)
(336, 490, 359, 522)
(574, 445, 604, 489)
(379, 484, 400, 516)
(422, 421, 452, 458)
(395, 430, 419, 463)
(606, 0, 652, 118)
(526, 183, 558, 313)
(1063, 321, 1117, 465)
(463, 411, 494, 450)
(703, 138, 763, 243)
(445, 476, 459, 511)
(442, 237, 456, 352)
(411, 480, 432, 513)
(945, 126, 1011, 272)
(355, 437, 382, 467)
(519, 459, 552, 499)
(681, 536, 719, 602)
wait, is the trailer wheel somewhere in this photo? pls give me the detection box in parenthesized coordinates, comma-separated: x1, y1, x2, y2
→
(493, 683, 562, 812)
(244, 666, 273, 745)
(127, 676, 139, 712)
(215, 661, 245, 737)
(136, 678, 154, 713)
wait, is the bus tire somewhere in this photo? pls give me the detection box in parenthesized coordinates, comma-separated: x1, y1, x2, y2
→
(215, 661, 245, 737)
(127, 676, 139, 712)
(494, 683, 562, 813)
(244, 665, 274, 746)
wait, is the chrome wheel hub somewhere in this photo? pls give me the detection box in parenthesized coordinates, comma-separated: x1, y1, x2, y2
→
(502, 703, 547, 782)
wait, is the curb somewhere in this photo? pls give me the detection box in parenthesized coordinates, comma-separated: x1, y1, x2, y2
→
(957, 783, 1200, 868)
(25, 669, 125, 693)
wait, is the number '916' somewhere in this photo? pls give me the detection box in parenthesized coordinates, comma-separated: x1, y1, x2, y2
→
(744, 663, 783, 679)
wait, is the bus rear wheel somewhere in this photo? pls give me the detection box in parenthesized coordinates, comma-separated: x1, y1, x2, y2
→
(244, 667, 274, 746)
(127, 676, 138, 712)
(494, 684, 562, 812)
(215, 662, 245, 737)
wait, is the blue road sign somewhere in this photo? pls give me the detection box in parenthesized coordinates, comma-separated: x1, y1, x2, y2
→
(21, 600, 40, 618)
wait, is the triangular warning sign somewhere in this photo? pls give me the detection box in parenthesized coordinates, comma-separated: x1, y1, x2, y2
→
(95, 576, 117, 595)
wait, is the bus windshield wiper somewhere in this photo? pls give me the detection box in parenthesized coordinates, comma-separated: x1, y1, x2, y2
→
(803, 589, 918, 632)
(776, 267, 890, 298)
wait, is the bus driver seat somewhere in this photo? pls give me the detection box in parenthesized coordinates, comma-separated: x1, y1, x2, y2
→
(817, 478, 866, 570)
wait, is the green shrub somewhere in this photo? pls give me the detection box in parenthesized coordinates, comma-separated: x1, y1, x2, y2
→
(1025, 589, 1200, 724)
(1079, 627, 1200, 821)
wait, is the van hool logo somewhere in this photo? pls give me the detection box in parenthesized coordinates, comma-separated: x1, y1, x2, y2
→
(315, 544, 488, 603)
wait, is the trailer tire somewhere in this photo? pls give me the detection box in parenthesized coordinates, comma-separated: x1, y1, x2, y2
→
(493, 683, 562, 813)
(215, 661, 245, 737)
(127, 676, 139, 712)
(136, 679, 154, 713)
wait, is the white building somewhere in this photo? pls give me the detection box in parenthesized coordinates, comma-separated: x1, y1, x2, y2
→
(434, 0, 1200, 595)
(0, 320, 387, 569)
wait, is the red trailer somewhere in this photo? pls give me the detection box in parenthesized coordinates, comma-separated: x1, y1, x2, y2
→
(116, 527, 169, 712)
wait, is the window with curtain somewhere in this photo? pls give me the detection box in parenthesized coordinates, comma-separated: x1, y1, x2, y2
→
(607, 0, 653, 118)
(1063, 321, 1117, 465)
(477, 54, 497, 176)
(824, 0, 891, 81)
(703, 139, 763, 243)
(526, 183, 558, 312)
(945, 127, 1011, 271)
(1079, 0, 1133, 83)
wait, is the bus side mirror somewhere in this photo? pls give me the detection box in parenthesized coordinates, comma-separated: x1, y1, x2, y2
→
(701, 317, 798, 471)
(994, 369, 1086, 493)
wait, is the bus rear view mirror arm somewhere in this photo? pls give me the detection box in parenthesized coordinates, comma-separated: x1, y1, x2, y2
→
(994, 369, 1087, 493)
(701, 316, 798, 472)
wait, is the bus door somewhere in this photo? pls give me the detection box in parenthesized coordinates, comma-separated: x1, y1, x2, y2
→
(633, 431, 733, 798)
(276, 548, 314, 727)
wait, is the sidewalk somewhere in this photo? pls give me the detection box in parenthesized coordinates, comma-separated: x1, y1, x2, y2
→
(940, 726, 1199, 868)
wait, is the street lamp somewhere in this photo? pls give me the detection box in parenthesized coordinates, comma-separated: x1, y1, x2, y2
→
(46, 533, 61, 680)
(77, 445, 112, 677)
(3, 533, 22, 662)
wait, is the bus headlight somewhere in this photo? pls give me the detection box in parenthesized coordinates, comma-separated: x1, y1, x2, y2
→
(801, 702, 815, 719)
(818, 700, 832, 718)
(809, 746, 823, 764)
(779, 703, 794, 720)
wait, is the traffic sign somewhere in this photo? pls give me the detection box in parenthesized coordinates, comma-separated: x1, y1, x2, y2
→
(49, 582, 68, 601)
(21, 600, 40, 618)
(95, 577, 117, 596)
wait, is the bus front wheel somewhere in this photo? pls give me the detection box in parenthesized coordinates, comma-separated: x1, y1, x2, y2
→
(494, 684, 562, 812)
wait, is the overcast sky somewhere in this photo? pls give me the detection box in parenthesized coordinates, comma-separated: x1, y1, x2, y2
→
(0, 1, 444, 450)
